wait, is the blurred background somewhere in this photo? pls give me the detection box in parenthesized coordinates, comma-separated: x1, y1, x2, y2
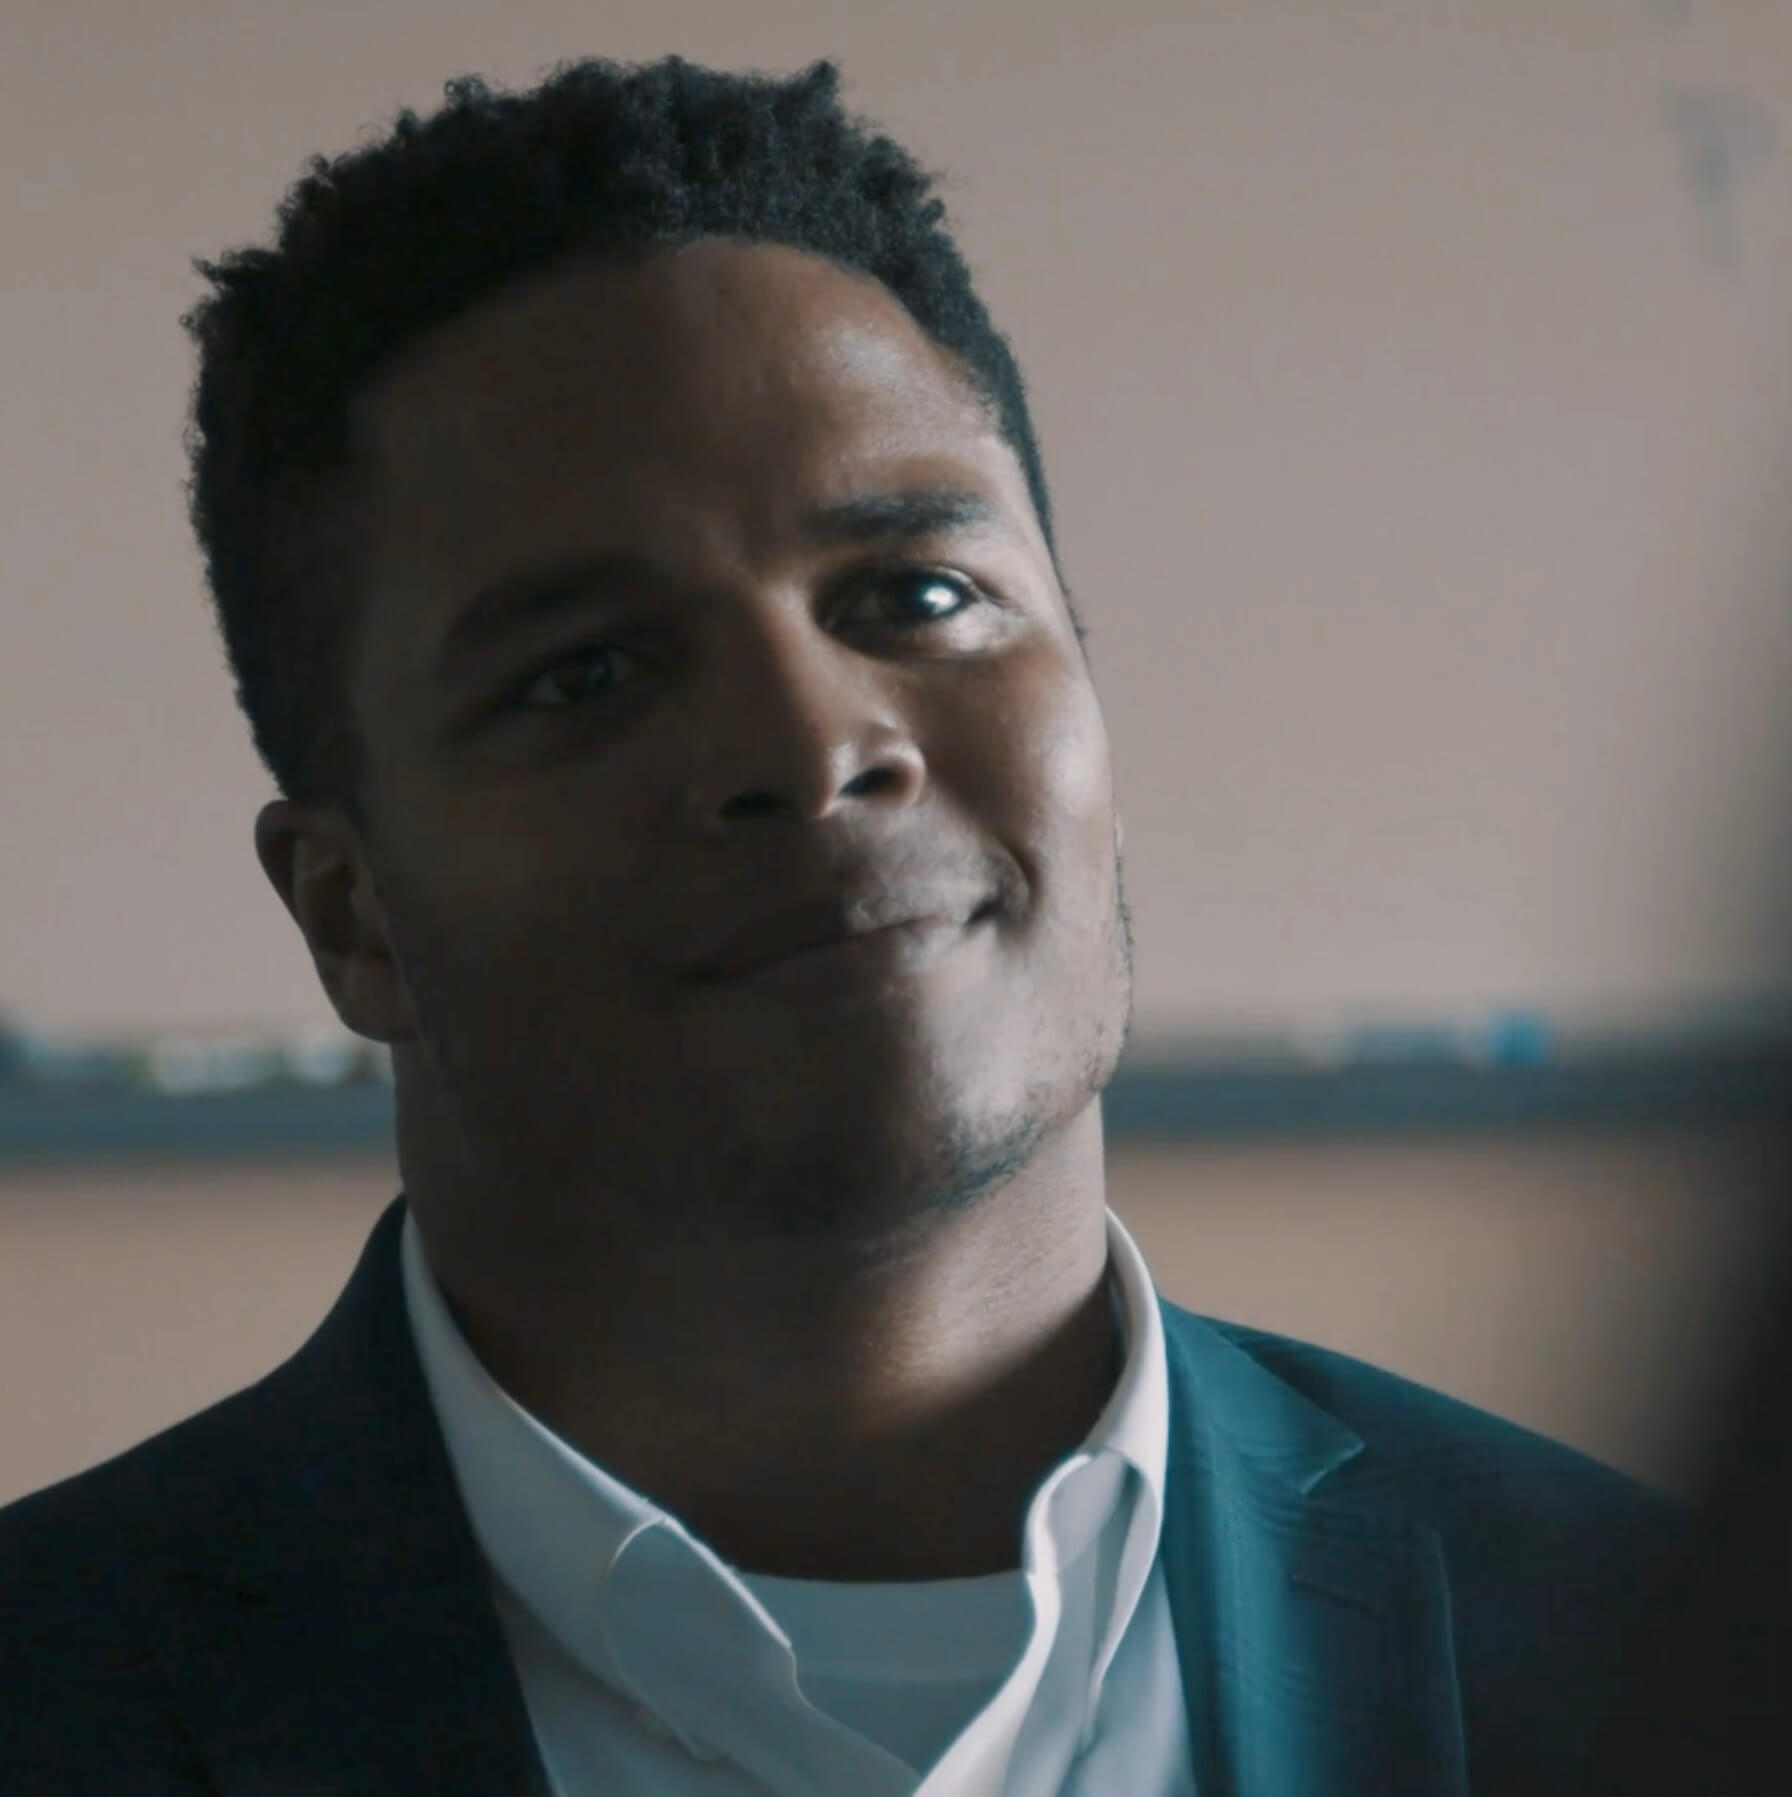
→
(3, 0, 1790, 1510)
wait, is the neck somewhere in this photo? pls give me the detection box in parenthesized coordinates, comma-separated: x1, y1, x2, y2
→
(416, 1120, 1122, 1581)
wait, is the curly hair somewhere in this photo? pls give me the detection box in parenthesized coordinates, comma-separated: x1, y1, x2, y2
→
(179, 54, 1079, 827)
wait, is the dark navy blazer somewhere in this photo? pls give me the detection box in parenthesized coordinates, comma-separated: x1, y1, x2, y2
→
(1, 1195, 1683, 1795)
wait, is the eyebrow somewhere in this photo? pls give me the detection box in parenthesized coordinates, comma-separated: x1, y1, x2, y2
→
(431, 484, 1007, 680)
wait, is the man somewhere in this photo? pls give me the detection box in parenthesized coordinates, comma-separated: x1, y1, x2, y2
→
(1, 54, 1682, 1795)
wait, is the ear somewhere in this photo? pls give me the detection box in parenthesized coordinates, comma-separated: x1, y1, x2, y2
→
(253, 799, 417, 1044)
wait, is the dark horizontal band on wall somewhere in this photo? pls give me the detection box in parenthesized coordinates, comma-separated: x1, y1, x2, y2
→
(1, 1045, 1789, 1163)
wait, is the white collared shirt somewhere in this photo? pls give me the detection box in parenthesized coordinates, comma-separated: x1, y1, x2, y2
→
(401, 1204, 1195, 1796)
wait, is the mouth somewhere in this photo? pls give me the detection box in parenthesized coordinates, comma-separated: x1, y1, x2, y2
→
(699, 898, 1001, 996)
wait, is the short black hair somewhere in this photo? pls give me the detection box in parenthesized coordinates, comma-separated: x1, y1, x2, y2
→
(180, 54, 1082, 826)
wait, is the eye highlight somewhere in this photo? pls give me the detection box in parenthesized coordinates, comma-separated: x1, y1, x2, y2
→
(500, 565, 991, 715)
(849, 565, 985, 628)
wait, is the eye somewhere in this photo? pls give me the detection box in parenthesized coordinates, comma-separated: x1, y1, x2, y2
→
(504, 566, 988, 715)
(506, 642, 641, 715)
(847, 566, 985, 630)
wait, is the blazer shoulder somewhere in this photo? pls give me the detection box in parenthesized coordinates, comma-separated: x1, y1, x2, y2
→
(1, 1367, 277, 1550)
(0, 1367, 285, 1660)
(1197, 1314, 1683, 1523)
(1183, 1316, 1690, 1789)
(0, 1396, 268, 1788)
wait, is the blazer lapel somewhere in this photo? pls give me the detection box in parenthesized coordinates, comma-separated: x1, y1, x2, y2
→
(144, 1196, 552, 1796)
(1157, 1306, 1470, 1797)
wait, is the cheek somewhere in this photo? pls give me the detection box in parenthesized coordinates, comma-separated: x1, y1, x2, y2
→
(1022, 681, 1116, 884)
(961, 670, 1116, 954)
(392, 775, 635, 930)
(370, 809, 578, 1023)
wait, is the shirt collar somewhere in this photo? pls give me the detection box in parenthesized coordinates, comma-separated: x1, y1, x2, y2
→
(401, 1198, 1168, 1731)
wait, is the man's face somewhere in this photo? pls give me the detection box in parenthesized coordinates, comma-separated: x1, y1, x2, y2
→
(322, 237, 1133, 1253)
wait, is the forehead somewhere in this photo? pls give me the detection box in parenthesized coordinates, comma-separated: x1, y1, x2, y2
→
(347, 241, 1016, 567)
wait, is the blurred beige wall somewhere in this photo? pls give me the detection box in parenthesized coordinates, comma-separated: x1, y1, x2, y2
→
(3, 0, 1790, 1044)
(6, 1124, 1789, 1508)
